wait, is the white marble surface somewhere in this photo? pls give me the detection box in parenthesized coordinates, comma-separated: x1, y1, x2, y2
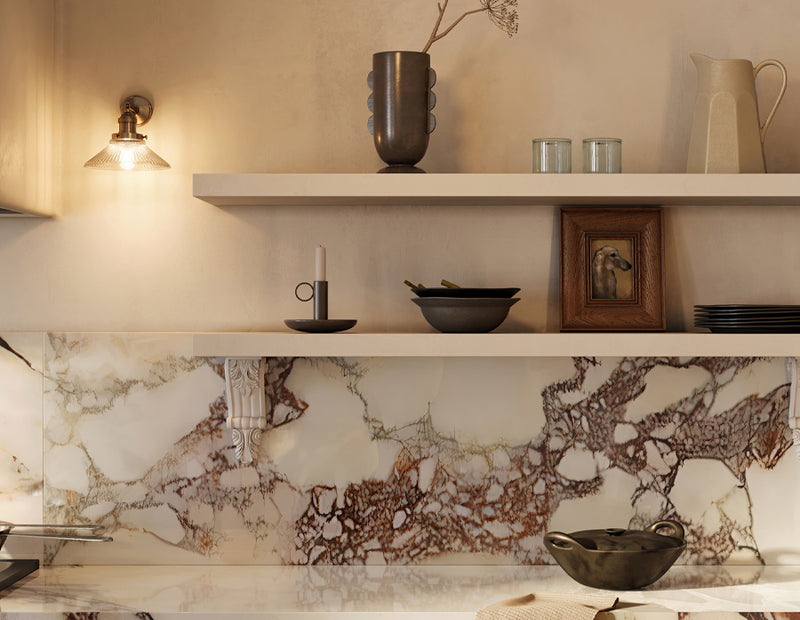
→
(37, 336, 799, 566)
(0, 333, 43, 561)
(3, 332, 799, 570)
(1, 565, 800, 618)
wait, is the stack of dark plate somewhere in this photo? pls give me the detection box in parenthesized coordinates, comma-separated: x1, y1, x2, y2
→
(694, 304, 800, 333)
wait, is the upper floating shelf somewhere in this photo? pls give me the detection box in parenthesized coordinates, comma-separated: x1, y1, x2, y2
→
(192, 173, 800, 207)
(193, 332, 800, 358)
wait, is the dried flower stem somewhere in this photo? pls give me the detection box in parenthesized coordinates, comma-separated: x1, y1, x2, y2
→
(421, 0, 489, 54)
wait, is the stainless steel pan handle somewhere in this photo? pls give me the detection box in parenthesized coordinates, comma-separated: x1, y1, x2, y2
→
(1, 522, 105, 531)
(0, 532, 112, 542)
(0, 521, 112, 550)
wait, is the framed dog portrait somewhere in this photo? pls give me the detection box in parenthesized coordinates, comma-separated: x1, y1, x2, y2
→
(560, 207, 665, 331)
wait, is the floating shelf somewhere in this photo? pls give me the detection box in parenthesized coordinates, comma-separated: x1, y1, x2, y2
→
(192, 173, 800, 360)
(192, 173, 800, 207)
(192, 332, 800, 358)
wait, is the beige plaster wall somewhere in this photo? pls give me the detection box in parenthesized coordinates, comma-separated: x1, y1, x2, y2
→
(0, 0, 55, 216)
(0, 0, 799, 331)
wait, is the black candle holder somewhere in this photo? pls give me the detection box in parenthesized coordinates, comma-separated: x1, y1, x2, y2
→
(287, 280, 356, 333)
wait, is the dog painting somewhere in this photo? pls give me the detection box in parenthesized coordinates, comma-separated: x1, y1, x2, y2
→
(560, 207, 664, 331)
(590, 240, 632, 300)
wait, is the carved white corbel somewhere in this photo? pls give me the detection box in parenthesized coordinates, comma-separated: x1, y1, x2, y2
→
(224, 357, 267, 464)
(787, 357, 800, 458)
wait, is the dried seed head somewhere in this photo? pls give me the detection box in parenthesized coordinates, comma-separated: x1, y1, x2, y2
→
(481, 0, 519, 37)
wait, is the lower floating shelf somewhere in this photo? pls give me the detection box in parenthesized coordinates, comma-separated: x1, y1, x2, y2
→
(192, 332, 800, 358)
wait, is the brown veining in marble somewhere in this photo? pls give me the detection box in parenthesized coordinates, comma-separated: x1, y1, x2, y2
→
(265, 358, 308, 428)
(293, 357, 790, 565)
(41, 343, 791, 566)
(680, 615, 800, 620)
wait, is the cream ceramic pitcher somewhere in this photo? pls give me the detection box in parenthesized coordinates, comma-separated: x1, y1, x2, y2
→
(687, 53, 787, 173)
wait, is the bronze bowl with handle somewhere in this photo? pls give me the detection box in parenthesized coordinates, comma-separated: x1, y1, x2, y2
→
(544, 520, 686, 590)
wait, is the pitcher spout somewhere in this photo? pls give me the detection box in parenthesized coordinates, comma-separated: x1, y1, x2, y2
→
(690, 53, 713, 70)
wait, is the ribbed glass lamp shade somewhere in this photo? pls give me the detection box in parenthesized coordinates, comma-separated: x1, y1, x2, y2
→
(84, 139, 170, 171)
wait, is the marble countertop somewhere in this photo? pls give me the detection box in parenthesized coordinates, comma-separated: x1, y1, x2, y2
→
(1, 565, 800, 619)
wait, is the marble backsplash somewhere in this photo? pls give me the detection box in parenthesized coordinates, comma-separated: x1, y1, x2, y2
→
(1, 333, 798, 566)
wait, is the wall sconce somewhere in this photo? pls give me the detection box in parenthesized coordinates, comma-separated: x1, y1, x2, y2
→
(84, 95, 170, 171)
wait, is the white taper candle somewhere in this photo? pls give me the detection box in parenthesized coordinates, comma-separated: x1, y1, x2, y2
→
(315, 246, 326, 281)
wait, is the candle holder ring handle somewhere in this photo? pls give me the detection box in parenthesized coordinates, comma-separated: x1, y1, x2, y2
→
(295, 281, 315, 302)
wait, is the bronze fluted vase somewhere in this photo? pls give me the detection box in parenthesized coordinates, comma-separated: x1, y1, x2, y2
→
(368, 51, 436, 173)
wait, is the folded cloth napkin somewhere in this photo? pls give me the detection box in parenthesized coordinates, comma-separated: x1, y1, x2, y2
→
(476, 592, 619, 620)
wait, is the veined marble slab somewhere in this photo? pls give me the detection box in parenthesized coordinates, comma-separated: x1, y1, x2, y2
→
(42, 333, 226, 564)
(0, 333, 44, 561)
(0, 565, 799, 618)
(35, 334, 799, 566)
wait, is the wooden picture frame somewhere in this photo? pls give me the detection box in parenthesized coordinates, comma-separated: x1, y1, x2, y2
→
(560, 207, 665, 331)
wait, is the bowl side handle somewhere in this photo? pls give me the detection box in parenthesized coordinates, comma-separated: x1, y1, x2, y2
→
(646, 519, 685, 542)
(544, 531, 580, 550)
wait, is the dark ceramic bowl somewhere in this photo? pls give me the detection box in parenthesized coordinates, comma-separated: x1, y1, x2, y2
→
(412, 287, 521, 299)
(412, 297, 519, 333)
(544, 520, 686, 590)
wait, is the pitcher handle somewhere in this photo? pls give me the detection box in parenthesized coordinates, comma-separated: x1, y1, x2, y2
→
(754, 59, 788, 144)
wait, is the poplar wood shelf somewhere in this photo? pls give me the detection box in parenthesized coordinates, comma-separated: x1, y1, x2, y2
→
(192, 173, 800, 360)
(192, 173, 800, 207)
(192, 332, 800, 358)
